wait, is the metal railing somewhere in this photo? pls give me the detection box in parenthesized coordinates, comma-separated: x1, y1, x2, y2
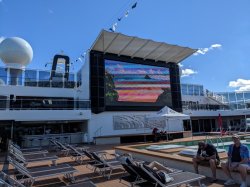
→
(94, 126, 103, 137)
(182, 103, 230, 111)
(0, 67, 82, 88)
(205, 134, 225, 150)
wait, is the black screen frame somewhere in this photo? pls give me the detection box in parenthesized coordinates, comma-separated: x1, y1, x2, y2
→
(90, 50, 182, 113)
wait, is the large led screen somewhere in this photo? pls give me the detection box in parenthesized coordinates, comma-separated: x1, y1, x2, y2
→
(105, 59, 172, 106)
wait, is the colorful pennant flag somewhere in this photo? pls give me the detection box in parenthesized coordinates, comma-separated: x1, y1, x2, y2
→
(132, 2, 137, 9)
(109, 1, 138, 32)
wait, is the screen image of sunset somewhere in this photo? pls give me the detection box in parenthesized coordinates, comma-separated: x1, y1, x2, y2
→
(105, 60, 171, 104)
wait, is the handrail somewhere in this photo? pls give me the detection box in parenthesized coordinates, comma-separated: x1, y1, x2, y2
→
(94, 126, 103, 137)
(205, 134, 214, 145)
(205, 133, 225, 150)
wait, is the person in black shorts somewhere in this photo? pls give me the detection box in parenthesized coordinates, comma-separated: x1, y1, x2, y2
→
(192, 141, 220, 183)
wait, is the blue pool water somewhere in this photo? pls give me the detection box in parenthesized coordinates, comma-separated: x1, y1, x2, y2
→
(218, 142, 250, 151)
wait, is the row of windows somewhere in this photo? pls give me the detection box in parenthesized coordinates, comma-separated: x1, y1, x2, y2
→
(0, 96, 90, 110)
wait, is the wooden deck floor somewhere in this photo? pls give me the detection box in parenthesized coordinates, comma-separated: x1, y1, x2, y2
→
(0, 137, 242, 187)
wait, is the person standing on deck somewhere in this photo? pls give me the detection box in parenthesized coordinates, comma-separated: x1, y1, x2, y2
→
(221, 134, 250, 187)
(192, 141, 220, 183)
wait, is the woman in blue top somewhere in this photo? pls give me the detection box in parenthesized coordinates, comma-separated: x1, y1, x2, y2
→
(221, 134, 250, 187)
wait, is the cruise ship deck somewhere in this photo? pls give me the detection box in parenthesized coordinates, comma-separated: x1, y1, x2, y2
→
(0, 136, 249, 187)
(1, 135, 249, 186)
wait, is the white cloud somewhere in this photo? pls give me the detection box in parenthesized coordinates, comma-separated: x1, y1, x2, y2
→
(229, 79, 250, 91)
(181, 68, 197, 77)
(193, 43, 222, 56)
(178, 63, 184, 68)
(211, 44, 222, 48)
(0, 36, 5, 43)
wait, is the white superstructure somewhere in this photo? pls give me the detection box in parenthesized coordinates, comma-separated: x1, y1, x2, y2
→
(0, 30, 249, 150)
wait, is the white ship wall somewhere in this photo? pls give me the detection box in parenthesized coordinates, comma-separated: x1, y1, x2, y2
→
(88, 111, 184, 142)
(76, 52, 90, 100)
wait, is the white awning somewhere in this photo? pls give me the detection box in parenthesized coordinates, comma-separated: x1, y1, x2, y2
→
(90, 30, 196, 64)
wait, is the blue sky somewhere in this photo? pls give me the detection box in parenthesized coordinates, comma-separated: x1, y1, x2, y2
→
(1, 0, 250, 92)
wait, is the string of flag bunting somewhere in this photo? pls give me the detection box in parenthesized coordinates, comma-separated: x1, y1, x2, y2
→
(73, 1, 138, 68)
(109, 1, 138, 32)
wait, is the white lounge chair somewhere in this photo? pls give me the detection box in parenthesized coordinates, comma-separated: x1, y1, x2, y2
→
(8, 157, 77, 186)
(0, 171, 25, 187)
(138, 164, 206, 187)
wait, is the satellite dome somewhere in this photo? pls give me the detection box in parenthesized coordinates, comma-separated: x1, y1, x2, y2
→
(0, 37, 33, 69)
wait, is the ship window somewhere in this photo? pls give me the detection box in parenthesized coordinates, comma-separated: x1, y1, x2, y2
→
(0, 95, 7, 110)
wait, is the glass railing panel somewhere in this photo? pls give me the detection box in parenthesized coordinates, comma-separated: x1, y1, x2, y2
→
(244, 92, 250, 102)
(194, 87, 200, 96)
(228, 92, 236, 102)
(65, 73, 75, 88)
(25, 69, 37, 87)
(8, 68, 23, 85)
(0, 67, 7, 85)
(237, 102, 246, 109)
(188, 85, 194, 95)
(236, 92, 244, 102)
(0, 66, 78, 88)
(38, 70, 51, 87)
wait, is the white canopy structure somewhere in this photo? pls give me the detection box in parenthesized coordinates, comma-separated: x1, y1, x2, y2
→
(91, 30, 196, 64)
(146, 106, 190, 135)
(146, 106, 190, 120)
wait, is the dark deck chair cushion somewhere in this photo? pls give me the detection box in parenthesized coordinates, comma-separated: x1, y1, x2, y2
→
(143, 164, 166, 184)
(130, 164, 154, 183)
(126, 157, 134, 165)
(122, 164, 138, 176)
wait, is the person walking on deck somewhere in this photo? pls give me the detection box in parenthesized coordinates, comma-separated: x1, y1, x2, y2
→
(221, 134, 250, 187)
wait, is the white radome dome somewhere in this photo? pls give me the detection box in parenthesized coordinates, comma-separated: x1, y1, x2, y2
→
(0, 37, 33, 69)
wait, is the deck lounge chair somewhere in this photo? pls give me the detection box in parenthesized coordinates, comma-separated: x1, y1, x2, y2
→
(8, 157, 77, 186)
(0, 171, 25, 187)
(0, 179, 12, 187)
(67, 144, 86, 164)
(52, 140, 70, 156)
(9, 147, 58, 166)
(90, 152, 123, 179)
(119, 163, 146, 186)
(81, 149, 98, 169)
(82, 149, 110, 169)
(66, 181, 96, 187)
(246, 127, 250, 132)
(9, 142, 48, 155)
(137, 164, 205, 187)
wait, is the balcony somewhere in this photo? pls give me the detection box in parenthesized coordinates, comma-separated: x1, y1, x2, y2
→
(0, 67, 82, 88)
(0, 98, 90, 110)
(0, 98, 91, 121)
